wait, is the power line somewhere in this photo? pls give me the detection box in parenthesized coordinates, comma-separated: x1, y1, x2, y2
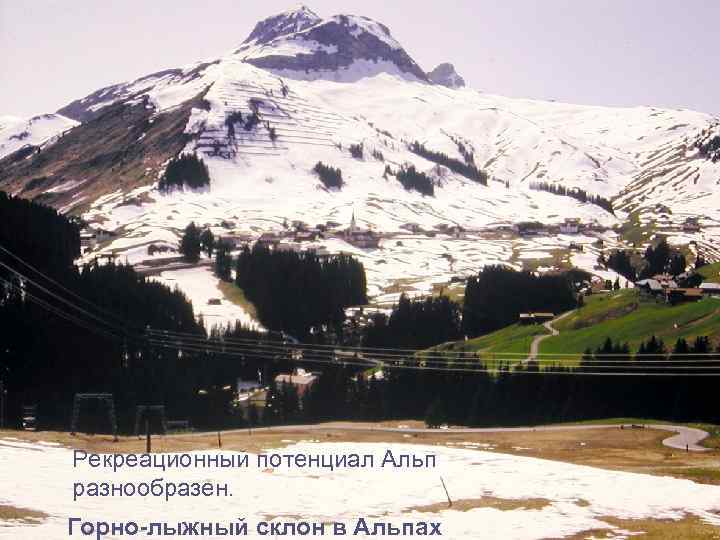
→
(0, 244, 131, 329)
(145, 330, 720, 366)
(0, 278, 125, 343)
(3, 244, 720, 376)
(0, 261, 130, 336)
(4, 241, 720, 362)
(7, 280, 720, 376)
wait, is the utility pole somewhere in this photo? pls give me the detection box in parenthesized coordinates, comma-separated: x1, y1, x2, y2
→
(0, 379, 5, 430)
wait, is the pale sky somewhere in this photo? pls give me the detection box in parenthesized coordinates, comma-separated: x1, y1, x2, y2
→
(1, 0, 717, 118)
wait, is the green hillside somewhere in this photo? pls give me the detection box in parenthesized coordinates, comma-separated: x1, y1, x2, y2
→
(540, 289, 720, 357)
(423, 288, 720, 365)
(425, 323, 547, 361)
(698, 262, 720, 281)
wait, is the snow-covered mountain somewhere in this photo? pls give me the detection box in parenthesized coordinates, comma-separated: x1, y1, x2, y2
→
(1, 5, 720, 304)
(0, 113, 77, 160)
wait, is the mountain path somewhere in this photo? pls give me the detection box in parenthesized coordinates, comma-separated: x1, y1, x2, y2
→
(526, 309, 576, 362)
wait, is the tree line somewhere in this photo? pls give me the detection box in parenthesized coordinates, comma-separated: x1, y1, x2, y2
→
(364, 295, 462, 349)
(386, 164, 435, 196)
(245, 333, 720, 428)
(529, 181, 614, 214)
(409, 141, 488, 185)
(603, 238, 692, 282)
(235, 244, 367, 339)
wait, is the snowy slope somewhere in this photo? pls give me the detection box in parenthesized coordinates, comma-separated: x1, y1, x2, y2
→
(0, 114, 78, 159)
(2, 439, 720, 539)
(2, 5, 719, 309)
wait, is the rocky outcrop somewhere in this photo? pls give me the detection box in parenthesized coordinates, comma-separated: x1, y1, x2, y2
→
(243, 5, 322, 45)
(427, 63, 465, 89)
(238, 10, 428, 81)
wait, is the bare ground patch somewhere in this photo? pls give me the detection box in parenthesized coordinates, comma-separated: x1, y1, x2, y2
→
(557, 515, 720, 539)
(0, 504, 48, 524)
(405, 496, 551, 513)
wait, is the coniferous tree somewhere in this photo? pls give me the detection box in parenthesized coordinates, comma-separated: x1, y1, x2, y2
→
(234, 245, 367, 338)
(158, 154, 210, 192)
(313, 162, 343, 189)
(462, 266, 577, 336)
(214, 240, 233, 282)
(200, 229, 215, 258)
(529, 181, 614, 214)
(396, 165, 434, 196)
(606, 250, 637, 281)
(409, 141, 488, 185)
(179, 222, 201, 262)
(425, 398, 447, 428)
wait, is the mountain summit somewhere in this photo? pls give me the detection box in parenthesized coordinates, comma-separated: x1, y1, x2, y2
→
(1, 4, 719, 293)
(235, 6, 428, 81)
(242, 5, 322, 46)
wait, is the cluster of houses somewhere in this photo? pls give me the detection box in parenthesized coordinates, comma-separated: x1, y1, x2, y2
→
(399, 222, 467, 239)
(238, 212, 381, 253)
(637, 273, 720, 304)
(510, 217, 606, 237)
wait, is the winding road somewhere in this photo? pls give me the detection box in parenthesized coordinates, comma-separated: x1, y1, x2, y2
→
(526, 310, 576, 362)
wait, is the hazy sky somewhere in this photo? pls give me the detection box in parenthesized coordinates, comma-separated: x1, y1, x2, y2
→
(1, 0, 717, 118)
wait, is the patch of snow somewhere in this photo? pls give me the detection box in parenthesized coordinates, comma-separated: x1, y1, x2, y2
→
(1, 441, 719, 539)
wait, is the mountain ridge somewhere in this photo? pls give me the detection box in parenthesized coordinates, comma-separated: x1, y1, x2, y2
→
(1, 5, 719, 301)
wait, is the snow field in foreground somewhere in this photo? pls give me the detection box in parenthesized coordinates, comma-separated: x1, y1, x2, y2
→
(1, 440, 719, 539)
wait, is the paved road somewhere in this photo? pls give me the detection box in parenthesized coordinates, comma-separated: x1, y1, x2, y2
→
(649, 424, 712, 452)
(526, 310, 576, 362)
(189, 422, 711, 453)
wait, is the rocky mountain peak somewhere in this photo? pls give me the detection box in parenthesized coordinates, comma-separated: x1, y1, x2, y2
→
(237, 7, 428, 82)
(243, 5, 322, 46)
(427, 63, 465, 88)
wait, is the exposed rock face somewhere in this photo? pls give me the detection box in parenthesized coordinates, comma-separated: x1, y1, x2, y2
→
(237, 9, 428, 81)
(427, 63, 465, 88)
(243, 5, 322, 45)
